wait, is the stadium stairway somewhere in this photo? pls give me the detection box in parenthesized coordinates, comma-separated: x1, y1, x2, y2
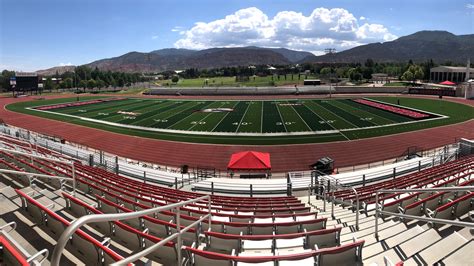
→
(303, 195, 473, 265)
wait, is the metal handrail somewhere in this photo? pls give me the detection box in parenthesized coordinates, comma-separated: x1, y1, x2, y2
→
(351, 187, 359, 230)
(0, 147, 77, 196)
(0, 169, 71, 190)
(374, 186, 474, 238)
(0, 147, 70, 164)
(325, 178, 360, 230)
(50, 195, 211, 265)
(307, 184, 327, 211)
(0, 221, 17, 233)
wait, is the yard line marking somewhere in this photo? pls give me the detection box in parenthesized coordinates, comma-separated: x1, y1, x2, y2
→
(336, 100, 395, 125)
(260, 101, 264, 133)
(165, 101, 213, 129)
(274, 101, 288, 132)
(187, 102, 225, 131)
(327, 100, 379, 126)
(135, 101, 196, 126)
(210, 101, 240, 132)
(312, 100, 359, 128)
(235, 102, 252, 133)
(288, 102, 312, 132)
(125, 101, 176, 124)
(302, 103, 350, 141)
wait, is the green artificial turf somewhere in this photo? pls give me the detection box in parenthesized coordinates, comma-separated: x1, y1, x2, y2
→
(6, 95, 473, 145)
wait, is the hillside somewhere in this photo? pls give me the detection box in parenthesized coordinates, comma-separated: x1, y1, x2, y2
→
(36, 31, 474, 73)
(303, 31, 474, 63)
(36, 65, 76, 76)
(85, 47, 296, 72)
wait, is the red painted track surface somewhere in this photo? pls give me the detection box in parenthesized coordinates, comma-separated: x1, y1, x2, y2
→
(1, 94, 473, 172)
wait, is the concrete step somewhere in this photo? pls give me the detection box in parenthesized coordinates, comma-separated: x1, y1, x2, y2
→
(357, 222, 408, 249)
(397, 229, 442, 259)
(404, 231, 468, 265)
(384, 225, 428, 248)
(341, 219, 397, 242)
(456, 227, 474, 240)
(363, 225, 427, 265)
(441, 240, 473, 265)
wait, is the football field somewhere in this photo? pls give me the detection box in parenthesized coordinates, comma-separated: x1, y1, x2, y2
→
(9, 95, 474, 145)
(28, 97, 442, 137)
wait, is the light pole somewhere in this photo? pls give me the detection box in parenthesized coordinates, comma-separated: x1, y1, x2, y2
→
(324, 48, 336, 98)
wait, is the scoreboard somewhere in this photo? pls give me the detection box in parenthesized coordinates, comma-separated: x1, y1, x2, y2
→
(14, 72, 39, 91)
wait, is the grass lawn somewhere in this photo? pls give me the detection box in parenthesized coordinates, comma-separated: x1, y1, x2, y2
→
(383, 82, 411, 87)
(154, 74, 320, 88)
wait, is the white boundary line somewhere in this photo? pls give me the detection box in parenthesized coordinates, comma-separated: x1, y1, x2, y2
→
(25, 99, 449, 137)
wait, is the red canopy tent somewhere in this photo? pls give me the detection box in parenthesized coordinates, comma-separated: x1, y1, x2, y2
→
(227, 151, 271, 171)
(439, 80, 456, 85)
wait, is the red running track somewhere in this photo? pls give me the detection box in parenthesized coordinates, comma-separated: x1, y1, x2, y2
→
(1, 94, 473, 172)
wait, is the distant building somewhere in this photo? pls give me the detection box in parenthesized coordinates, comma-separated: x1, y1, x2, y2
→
(430, 66, 473, 83)
(303, 79, 321, 86)
(41, 77, 62, 84)
(371, 73, 389, 83)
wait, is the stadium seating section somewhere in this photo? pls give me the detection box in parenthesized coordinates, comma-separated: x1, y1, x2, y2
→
(0, 133, 472, 265)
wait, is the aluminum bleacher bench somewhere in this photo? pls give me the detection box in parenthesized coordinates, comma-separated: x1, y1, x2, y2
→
(204, 227, 341, 253)
(95, 195, 199, 246)
(61, 192, 179, 265)
(427, 192, 474, 226)
(15, 189, 125, 265)
(184, 238, 364, 266)
(0, 222, 49, 266)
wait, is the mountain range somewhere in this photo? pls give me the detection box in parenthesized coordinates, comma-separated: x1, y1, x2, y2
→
(304, 31, 474, 64)
(37, 31, 473, 74)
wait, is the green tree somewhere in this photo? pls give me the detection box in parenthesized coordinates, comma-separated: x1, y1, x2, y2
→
(62, 78, 73, 88)
(78, 80, 87, 91)
(361, 66, 373, 80)
(96, 79, 105, 90)
(1, 70, 15, 91)
(171, 76, 179, 83)
(44, 77, 54, 91)
(364, 58, 375, 68)
(117, 77, 125, 87)
(348, 67, 363, 81)
(87, 79, 96, 89)
(320, 67, 332, 76)
(401, 64, 424, 84)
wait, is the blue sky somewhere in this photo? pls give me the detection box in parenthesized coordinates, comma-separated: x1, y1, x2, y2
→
(1, 0, 473, 71)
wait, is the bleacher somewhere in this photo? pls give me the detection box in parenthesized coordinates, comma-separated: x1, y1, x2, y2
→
(0, 133, 473, 265)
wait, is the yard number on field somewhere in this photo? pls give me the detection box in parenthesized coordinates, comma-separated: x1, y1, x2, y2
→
(319, 120, 334, 124)
(232, 122, 253, 126)
(276, 122, 295, 125)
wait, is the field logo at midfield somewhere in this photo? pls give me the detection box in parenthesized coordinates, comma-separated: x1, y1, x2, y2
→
(199, 108, 234, 113)
(117, 111, 141, 116)
(278, 103, 302, 106)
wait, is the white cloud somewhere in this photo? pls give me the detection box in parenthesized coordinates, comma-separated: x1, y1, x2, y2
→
(151, 35, 159, 40)
(171, 26, 184, 32)
(59, 62, 73, 66)
(359, 16, 366, 20)
(174, 7, 396, 53)
(356, 23, 397, 41)
(467, 4, 474, 9)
